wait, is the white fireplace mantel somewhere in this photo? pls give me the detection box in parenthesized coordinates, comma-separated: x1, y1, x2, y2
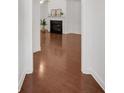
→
(47, 16, 66, 34)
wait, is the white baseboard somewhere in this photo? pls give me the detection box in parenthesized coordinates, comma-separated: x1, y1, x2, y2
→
(82, 68, 91, 74)
(63, 32, 81, 35)
(18, 72, 26, 92)
(82, 68, 105, 90)
(18, 70, 33, 92)
(26, 69, 33, 74)
(33, 47, 41, 53)
(89, 68, 105, 90)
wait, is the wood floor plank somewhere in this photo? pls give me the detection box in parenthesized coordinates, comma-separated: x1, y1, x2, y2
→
(20, 32, 104, 93)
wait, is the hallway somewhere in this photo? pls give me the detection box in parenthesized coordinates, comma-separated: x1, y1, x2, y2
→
(20, 32, 104, 93)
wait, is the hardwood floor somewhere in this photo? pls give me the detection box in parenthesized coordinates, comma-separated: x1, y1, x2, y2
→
(20, 32, 104, 93)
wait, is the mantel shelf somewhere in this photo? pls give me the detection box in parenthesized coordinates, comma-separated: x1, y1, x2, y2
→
(48, 16, 65, 19)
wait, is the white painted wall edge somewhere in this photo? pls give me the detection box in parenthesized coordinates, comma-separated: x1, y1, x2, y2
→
(18, 71, 26, 92)
(83, 68, 105, 91)
(81, 0, 87, 73)
(26, 56, 33, 74)
(81, 0, 105, 91)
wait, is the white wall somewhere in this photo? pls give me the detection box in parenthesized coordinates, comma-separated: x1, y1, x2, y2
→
(18, 0, 24, 91)
(40, 3, 48, 19)
(40, 0, 81, 34)
(40, 3, 49, 30)
(32, 0, 41, 52)
(66, 0, 81, 34)
(48, 0, 66, 15)
(18, 0, 33, 91)
(82, 0, 105, 90)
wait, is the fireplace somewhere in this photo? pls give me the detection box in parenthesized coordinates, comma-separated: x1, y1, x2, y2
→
(50, 20, 62, 34)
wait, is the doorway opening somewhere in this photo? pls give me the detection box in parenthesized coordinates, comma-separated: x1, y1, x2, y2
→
(39, 0, 82, 69)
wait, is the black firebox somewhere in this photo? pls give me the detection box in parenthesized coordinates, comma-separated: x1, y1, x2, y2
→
(50, 20, 62, 34)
